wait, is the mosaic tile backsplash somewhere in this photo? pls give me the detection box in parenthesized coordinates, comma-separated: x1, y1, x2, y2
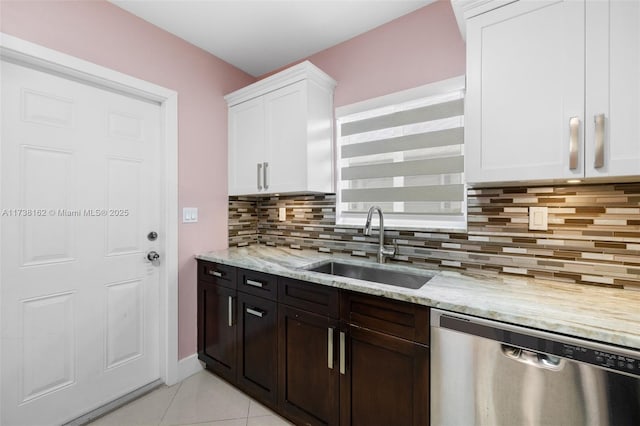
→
(229, 183, 640, 291)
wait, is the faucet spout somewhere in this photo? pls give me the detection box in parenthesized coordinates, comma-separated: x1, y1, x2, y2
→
(363, 206, 396, 263)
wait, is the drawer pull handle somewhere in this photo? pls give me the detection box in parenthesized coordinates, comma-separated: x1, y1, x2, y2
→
(246, 307, 265, 318)
(208, 270, 223, 278)
(594, 113, 605, 168)
(569, 117, 580, 170)
(328, 327, 334, 370)
(339, 331, 346, 375)
(228, 296, 233, 327)
(245, 279, 264, 288)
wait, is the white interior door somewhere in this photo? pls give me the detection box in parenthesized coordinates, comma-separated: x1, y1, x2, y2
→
(1, 59, 162, 425)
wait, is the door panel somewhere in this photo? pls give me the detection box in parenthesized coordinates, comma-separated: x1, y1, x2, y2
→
(237, 292, 278, 407)
(278, 305, 339, 426)
(198, 281, 237, 383)
(264, 81, 307, 193)
(106, 158, 142, 255)
(1, 60, 162, 425)
(105, 280, 144, 368)
(21, 146, 75, 265)
(21, 292, 76, 402)
(341, 326, 429, 426)
(465, 0, 585, 183)
(586, 0, 640, 177)
(228, 97, 265, 195)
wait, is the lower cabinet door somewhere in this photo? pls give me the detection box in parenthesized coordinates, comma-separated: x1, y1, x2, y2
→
(237, 291, 278, 407)
(340, 325, 430, 426)
(198, 281, 237, 383)
(278, 305, 340, 426)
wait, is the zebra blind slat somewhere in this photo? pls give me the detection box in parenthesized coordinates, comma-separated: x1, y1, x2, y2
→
(341, 127, 463, 159)
(340, 98, 464, 136)
(341, 184, 465, 203)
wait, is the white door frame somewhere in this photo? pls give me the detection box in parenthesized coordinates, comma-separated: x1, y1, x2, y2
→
(0, 33, 180, 413)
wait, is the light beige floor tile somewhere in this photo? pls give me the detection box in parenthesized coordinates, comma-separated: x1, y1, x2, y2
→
(160, 371, 251, 426)
(176, 419, 247, 426)
(248, 400, 274, 417)
(88, 383, 180, 426)
(247, 415, 294, 426)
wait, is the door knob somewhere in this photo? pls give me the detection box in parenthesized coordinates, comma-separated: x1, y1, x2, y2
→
(146, 251, 160, 264)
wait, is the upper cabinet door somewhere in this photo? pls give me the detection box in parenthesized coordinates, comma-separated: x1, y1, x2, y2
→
(264, 81, 307, 193)
(586, 0, 640, 178)
(465, 0, 585, 184)
(228, 97, 265, 195)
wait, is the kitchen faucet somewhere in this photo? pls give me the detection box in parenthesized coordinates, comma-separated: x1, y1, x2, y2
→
(363, 206, 396, 263)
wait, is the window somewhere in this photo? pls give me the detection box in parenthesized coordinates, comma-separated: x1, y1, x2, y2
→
(335, 76, 466, 230)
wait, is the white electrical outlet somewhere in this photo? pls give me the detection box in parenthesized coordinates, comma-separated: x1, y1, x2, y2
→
(278, 207, 286, 221)
(529, 206, 548, 231)
(183, 207, 198, 223)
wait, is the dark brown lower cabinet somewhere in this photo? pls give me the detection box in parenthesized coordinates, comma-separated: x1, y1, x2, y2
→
(197, 261, 430, 425)
(340, 325, 430, 426)
(237, 291, 278, 408)
(197, 281, 237, 384)
(278, 305, 340, 426)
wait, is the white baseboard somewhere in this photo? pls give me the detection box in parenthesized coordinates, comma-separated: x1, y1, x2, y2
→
(177, 353, 204, 382)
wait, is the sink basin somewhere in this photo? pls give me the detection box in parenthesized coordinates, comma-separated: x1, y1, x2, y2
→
(304, 260, 432, 289)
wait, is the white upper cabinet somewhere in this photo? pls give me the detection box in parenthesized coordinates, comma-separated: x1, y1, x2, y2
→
(226, 61, 336, 196)
(465, 0, 640, 185)
(586, 0, 640, 178)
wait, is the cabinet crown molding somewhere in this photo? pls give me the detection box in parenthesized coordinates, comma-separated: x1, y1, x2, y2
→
(451, 0, 516, 40)
(225, 60, 337, 106)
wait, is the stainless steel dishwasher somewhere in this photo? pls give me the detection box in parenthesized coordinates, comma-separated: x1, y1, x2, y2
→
(430, 309, 640, 426)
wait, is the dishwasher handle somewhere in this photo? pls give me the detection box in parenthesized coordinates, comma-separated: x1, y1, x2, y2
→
(501, 344, 563, 371)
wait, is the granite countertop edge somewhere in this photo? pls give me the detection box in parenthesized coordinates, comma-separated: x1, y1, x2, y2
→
(196, 245, 640, 351)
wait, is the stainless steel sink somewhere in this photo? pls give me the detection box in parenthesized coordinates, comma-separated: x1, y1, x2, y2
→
(304, 260, 432, 289)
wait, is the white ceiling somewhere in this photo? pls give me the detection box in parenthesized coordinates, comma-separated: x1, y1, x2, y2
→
(109, 0, 435, 77)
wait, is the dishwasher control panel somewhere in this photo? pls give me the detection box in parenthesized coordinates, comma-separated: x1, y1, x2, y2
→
(436, 312, 640, 378)
(559, 343, 639, 376)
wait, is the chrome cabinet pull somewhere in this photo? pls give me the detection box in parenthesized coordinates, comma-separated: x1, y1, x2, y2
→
(328, 327, 334, 370)
(228, 296, 233, 327)
(246, 307, 265, 318)
(263, 162, 269, 190)
(569, 117, 580, 170)
(245, 279, 264, 288)
(339, 331, 346, 375)
(594, 113, 605, 168)
(257, 163, 263, 190)
(209, 270, 223, 277)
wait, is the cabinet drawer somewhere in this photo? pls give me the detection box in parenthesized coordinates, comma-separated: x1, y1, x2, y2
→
(198, 260, 237, 289)
(278, 277, 339, 318)
(238, 268, 277, 300)
(341, 292, 429, 345)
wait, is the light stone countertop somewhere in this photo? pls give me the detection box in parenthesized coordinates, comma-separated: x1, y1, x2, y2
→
(196, 245, 640, 351)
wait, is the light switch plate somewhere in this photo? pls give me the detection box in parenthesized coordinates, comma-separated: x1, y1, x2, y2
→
(529, 206, 548, 231)
(183, 207, 198, 223)
(278, 207, 286, 221)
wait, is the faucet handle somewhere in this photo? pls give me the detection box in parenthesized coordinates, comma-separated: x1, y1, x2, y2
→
(381, 240, 397, 258)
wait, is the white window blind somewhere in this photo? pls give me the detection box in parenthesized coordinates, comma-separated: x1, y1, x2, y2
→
(336, 77, 466, 230)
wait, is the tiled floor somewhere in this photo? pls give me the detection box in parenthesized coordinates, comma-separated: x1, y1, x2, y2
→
(89, 370, 293, 426)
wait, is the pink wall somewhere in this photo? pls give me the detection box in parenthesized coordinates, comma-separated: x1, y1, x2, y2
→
(0, 0, 255, 359)
(263, 0, 465, 107)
